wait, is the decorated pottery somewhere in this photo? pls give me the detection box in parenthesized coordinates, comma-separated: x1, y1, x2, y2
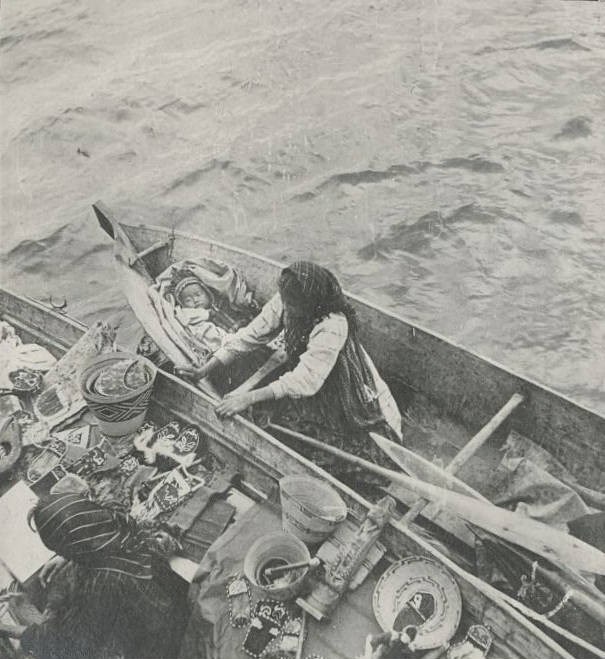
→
(373, 556, 462, 650)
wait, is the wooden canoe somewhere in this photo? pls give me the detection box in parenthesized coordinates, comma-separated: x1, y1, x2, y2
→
(87, 201, 605, 654)
(90, 201, 605, 548)
(0, 285, 599, 659)
(90, 201, 605, 496)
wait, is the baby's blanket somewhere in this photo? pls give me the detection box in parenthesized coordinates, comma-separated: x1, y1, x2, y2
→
(147, 259, 258, 366)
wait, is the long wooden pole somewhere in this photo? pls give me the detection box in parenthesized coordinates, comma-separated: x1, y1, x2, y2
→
(446, 393, 524, 473)
(370, 433, 490, 502)
(268, 423, 605, 576)
(374, 394, 522, 525)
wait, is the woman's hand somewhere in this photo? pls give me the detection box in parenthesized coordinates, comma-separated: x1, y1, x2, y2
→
(175, 365, 210, 380)
(38, 555, 67, 588)
(215, 392, 257, 418)
(176, 356, 222, 382)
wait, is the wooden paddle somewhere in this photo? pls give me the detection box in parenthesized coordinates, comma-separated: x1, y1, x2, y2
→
(268, 423, 605, 576)
(370, 433, 490, 501)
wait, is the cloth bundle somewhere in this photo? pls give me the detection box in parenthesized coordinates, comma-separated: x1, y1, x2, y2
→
(148, 259, 258, 367)
(0, 320, 56, 391)
(484, 431, 602, 529)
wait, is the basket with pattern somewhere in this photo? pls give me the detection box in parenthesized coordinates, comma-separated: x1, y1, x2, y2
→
(80, 352, 156, 437)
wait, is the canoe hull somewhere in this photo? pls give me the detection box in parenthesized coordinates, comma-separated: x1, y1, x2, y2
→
(92, 204, 604, 492)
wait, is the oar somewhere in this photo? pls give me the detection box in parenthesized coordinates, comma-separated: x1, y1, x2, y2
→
(372, 393, 522, 527)
(370, 433, 490, 501)
(370, 433, 486, 545)
(267, 423, 605, 575)
(372, 392, 524, 509)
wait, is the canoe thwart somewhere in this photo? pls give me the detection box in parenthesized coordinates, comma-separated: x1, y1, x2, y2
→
(228, 349, 288, 396)
(446, 392, 524, 474)
(376, 393, 523, 527)
(128, 239, 173, 267)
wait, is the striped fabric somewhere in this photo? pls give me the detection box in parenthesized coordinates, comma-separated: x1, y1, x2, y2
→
(34, 494, 154, 580)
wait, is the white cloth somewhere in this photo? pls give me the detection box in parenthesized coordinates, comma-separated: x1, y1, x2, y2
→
(214, 294, 402, 437)
(175, 307, 230, 354)
(0, 320, 56, 389)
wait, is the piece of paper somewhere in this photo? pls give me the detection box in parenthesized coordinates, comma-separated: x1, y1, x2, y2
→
(0, 482, 54, 582)
(169, 556, 199, 583)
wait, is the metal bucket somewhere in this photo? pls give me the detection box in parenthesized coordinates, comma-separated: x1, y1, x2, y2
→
(243, 531, 310, 601)
(279, 475, 347, 545)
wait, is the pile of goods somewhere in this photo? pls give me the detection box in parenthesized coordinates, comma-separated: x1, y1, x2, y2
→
(0, 318, 494, 659)
(213, 477, 479, 659)
(0, 320, 58, 476)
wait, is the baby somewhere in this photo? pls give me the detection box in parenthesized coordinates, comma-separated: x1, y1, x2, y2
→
(174, 276, 230, 353)
(177, 278, 213, 311)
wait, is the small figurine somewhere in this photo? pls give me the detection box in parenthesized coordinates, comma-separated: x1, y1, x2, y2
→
(298, 496, 396, 621)
(360, 625, 419, 659)
(446, 625, 493, 659)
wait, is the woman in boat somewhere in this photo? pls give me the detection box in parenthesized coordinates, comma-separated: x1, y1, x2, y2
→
(178, 261, 402, 478)
(0, 493, 189, 659)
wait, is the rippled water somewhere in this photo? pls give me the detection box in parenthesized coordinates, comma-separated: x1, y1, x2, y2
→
(1, 0, 604, 413)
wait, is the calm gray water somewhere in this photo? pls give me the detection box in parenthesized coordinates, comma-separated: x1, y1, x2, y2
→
(2, 0, 604, 413)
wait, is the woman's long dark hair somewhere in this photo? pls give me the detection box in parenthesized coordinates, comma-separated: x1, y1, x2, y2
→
(279, 261, 358, 359)
(278, 261, 387, 433)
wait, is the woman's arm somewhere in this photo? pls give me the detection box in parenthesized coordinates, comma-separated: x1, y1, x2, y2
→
(215, 314, 348, 417)
(177, 294, 284, 381)
(213, 293, 284, 363)
(215, 385, 275, 416)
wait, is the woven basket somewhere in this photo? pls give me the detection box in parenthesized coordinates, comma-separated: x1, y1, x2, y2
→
(80, 352, 156, 437)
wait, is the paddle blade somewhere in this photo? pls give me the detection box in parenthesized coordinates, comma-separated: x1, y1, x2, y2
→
(370, 432, 488, 500)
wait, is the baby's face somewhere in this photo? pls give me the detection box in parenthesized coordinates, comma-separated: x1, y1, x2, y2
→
(179, 283, 211, 309)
